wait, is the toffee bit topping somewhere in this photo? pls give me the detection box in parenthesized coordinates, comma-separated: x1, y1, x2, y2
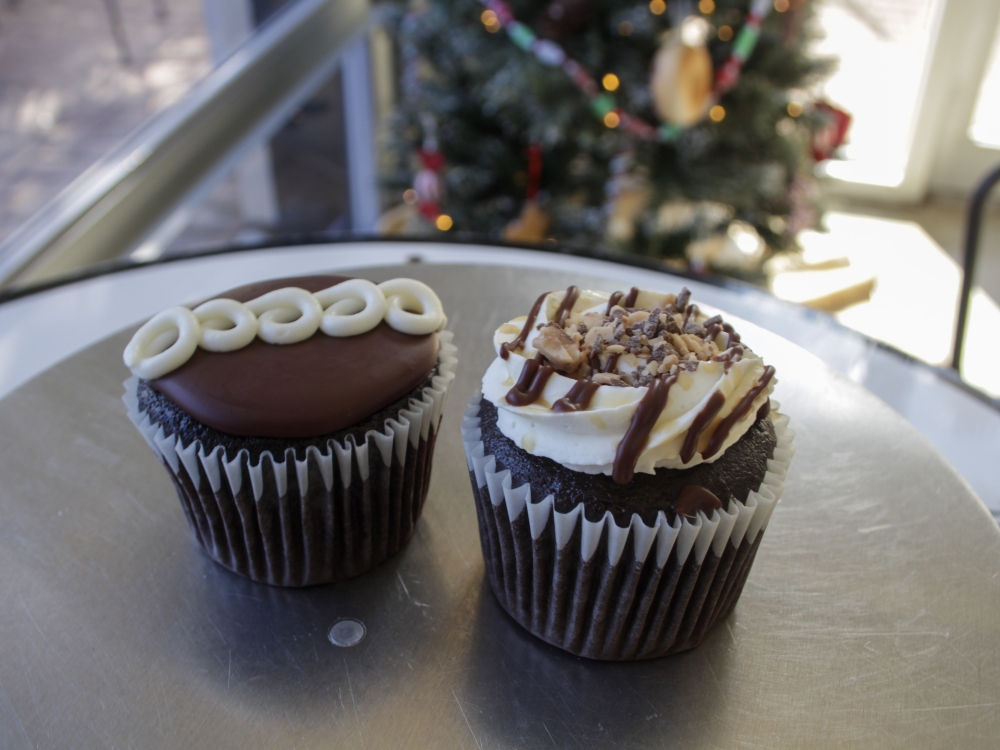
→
(536, 286, 745, 388)
(504, 287, 748, 404)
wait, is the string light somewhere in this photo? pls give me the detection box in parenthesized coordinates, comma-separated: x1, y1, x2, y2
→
(618, 20, 633, 36)
(698, 0, 715, 13)
(718, 25, 733, 41)
(403, 189, 417, 205)
(787, 101, 803, 117)
(649, 0, 666, 16)
(604, 111, 620, 128)
(709, 105, 726, 122)
(436, 214, 454, 231)
(481, 10, 501, 32)
(774, 0, 789, 11)
(602, 73, 620, 92)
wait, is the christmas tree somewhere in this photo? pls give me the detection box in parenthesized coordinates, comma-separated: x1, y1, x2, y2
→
(380, 0, 836, 278)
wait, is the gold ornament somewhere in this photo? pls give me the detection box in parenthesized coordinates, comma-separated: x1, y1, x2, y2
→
(650, 17, 714, 128)
(606, 179, 652, 244)
(504, 201, 551, 244)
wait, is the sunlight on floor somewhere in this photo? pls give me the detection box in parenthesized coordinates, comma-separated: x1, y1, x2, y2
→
(777, 211, 1000, 398)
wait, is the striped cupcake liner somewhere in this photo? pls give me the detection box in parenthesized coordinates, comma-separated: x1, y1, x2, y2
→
(462, 392, 794, 660)
(122, 332, 457, 587)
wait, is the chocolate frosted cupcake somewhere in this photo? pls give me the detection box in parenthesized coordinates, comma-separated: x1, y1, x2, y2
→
(462, 285, 793, 659)
(122, 275, 457, 586)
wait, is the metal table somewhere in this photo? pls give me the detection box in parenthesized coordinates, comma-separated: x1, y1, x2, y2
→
(1, 260, 999, 748)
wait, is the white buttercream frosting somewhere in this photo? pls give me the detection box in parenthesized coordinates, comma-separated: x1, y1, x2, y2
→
(481, 287, 776, 477)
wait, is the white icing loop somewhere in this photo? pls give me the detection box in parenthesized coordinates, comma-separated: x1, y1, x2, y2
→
(245, 287, 323, 345)
(315, 279, 388, 337)
(123, 306, 200, 380)
(378, 278, 446, 335)
(123, 278, 446, 378)
(194, 298, 258, 352)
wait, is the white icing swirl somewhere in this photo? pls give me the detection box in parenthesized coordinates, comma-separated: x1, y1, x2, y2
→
(123, 277, 446, 378)
(481, 287, 776, 476)
(123, 306, 201, 380)
(316, 279, 388, 337)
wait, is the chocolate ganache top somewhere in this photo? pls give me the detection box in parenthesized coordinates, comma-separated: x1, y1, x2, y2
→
(149, 275, 440, 438)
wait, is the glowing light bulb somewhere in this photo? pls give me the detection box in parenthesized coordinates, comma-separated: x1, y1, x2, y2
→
(709, 105, 725, 122)
(436, 214, 454, 231)
(718, 25, 733, 41)
(698, 0, 715, 14)
(602, 73, 620, 92)
(481, 10, 501, 32)
(604, 111, 621, 128)
(649, 0, 666, 16)
(787, 101, 803, 117)
(774, 0, 790, 11)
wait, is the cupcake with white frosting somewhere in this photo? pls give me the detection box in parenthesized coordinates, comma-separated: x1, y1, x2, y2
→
(462, 285, 793, 659)
(122, 275, 457, 587)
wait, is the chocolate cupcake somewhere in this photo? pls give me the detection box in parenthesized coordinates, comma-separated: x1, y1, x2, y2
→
(122, 275, 457, 587)
(462, 285, 793, 659)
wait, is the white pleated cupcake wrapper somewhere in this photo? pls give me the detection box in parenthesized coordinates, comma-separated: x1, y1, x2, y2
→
(462, 392, 795, 659)
(122, 332, 457, 587)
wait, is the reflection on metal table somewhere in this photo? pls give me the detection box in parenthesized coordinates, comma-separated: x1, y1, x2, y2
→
(0, 246, 998, 748)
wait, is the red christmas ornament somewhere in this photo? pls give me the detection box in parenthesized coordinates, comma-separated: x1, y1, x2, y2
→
(811, 101, 851, 162)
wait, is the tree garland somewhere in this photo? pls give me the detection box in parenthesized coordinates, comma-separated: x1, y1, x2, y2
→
(476, 0, 773, 142)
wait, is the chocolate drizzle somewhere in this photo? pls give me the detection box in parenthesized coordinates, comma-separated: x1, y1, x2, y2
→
(603, 352, 621, 373)
(554, 286, 580, 326)
(757, 398, 771, 421)
(505, 356, 557, 407)
(702, 366, 776, 459)
(624, 286, 640, 308)
(552, 380, 600, 413)
(500, 290, 549, 360)
(682, 304, 699, 328)
(673, 484, 723, 517)
(605, 291, 624, 315)
(612, 374, 677, 484)
(679, 391, 726, 465)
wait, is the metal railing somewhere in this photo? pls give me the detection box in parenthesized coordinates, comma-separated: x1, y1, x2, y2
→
(952, 163, 1000, 375)
(0, 0, 368, 291)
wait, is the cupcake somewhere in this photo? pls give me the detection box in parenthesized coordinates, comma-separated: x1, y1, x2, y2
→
(462, 285, 793, 659)
(122, 275, 457, 587)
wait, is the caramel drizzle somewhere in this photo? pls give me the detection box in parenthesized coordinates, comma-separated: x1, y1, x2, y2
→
(500, 290, 550, 360)
(612, 374, 678, 484)
(605, 291, 624, 314)
(679, 391, 726, 465)
(702, 365, 775, 459)
(505, 355, 556, 406)
(552, 380, 600, 413)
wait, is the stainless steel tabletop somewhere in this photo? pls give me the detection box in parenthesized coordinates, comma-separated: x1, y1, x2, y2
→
(1, 263, 998, 749)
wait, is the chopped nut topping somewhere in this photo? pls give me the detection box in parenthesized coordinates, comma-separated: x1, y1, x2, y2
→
(518, 286, 742, 388)
(592, 372, 628, 387)
(533, 323, 584, 373)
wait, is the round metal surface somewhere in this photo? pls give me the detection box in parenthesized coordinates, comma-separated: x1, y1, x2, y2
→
(0, 263, 998, 748)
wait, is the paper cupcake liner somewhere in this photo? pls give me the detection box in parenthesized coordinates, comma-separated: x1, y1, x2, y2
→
(123, 332, 457, 587)
(462, 392, 794, 660)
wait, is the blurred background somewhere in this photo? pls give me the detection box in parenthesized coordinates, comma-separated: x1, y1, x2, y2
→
(1, 0, 999, 402)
